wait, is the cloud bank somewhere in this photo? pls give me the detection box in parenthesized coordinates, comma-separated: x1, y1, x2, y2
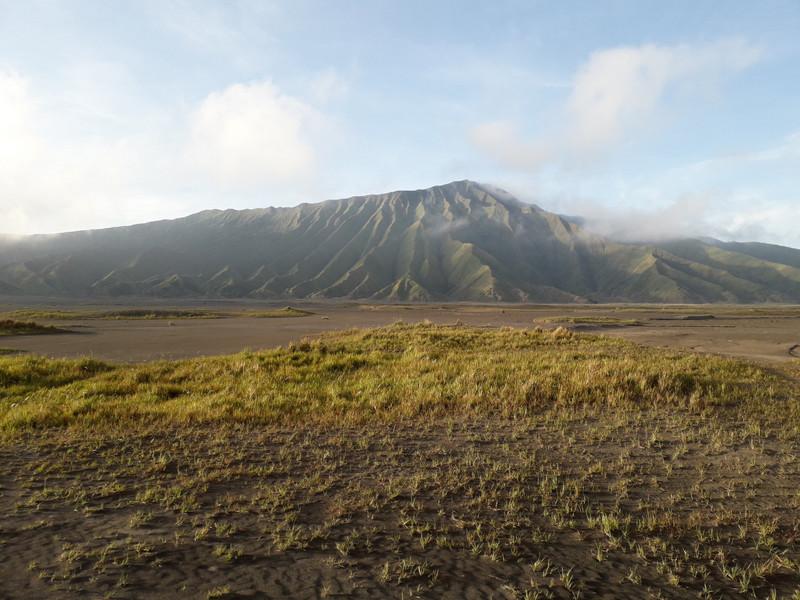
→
(565, 39, 761, 155)
(470, 39, 762, 168)
(184, 80, 322, 191)
(0, 68, 332, 234)
(466, 39, 795, 246)
(567, 193, 800, 248)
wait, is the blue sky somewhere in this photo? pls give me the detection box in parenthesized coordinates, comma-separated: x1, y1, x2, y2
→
(1, 1, 798, 247)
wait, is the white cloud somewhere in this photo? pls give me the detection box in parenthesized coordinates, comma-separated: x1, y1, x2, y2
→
(183, 80, 322, 192)
(710, 193, 800, 248)
(0, 70, 46, 180)
(566, 39, 761, 154)
(545, 184, 799, 248)
(0, 70, 69, 233)
(0, 70, 35, 141)
(0, 63, 335, 235)
(467, 121, 552, 170)
(0, 68, 154, 234)
(589, 131, 800, 246)
(469, 39, 762, 170)
(566, 194, 714, 243)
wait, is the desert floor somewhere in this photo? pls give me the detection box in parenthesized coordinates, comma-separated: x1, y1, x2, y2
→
(2, 301, 800, 599)
(2, 300, 799, 364)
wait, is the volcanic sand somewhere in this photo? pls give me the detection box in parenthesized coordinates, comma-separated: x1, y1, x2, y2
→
(3, 302, 800, 599)
(2, 302, 800, 364)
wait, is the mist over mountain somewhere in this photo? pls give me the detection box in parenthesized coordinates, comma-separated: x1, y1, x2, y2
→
(2, 181, 800, 303)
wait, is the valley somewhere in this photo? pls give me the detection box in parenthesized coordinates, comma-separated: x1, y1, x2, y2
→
(1, 300, 799, 364)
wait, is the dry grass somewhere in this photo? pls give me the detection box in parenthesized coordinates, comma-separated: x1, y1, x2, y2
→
(0, 319, 65, 336)
(2, 323, 800, 599)
(0, 323, 792, 433)
(0, 306, 313, 321)
(536, 316, 642, 326)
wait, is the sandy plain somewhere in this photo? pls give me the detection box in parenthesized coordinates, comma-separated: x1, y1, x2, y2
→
(3, 301, 800, 600)
(2, 300, 800, 364)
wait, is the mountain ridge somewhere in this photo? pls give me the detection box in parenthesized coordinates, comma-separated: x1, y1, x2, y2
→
(1, 180, 799, 303)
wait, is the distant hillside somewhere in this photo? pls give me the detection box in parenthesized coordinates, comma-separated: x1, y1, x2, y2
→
(697, 239, 800, 270)
(2, 180, 800, 303)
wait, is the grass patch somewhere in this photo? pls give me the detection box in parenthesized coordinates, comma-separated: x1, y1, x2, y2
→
(0, 310, 81, 320)
(0, 347, 21, 355)
(0, 306, 313, 321)
(0, 309, 217, 320)
(0, 319, 67, 336)
(99, 309, 217, 320)
(237, 306, 314, 318)
(537, 316, 642, 325)
(0, 323, 794, 434)
(610, 304, 800, 317)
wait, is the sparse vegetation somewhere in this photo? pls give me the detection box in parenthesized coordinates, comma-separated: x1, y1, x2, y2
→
(0, 309, 217, 320)
(238, 306, 314, 318)
(0, 319, 65, 336)
(0, 310, 82, 320)
(0, 306, 313, 321)
(537, 316, 642, 325)
(2, 322, 800, 598)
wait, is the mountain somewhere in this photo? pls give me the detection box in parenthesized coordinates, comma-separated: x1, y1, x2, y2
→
(696, 238, 800, 270)
(2, 180, 800, 303)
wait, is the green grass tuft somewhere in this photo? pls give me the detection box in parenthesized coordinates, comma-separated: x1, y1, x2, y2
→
(238, 306, 314, 318)
(0, 319, 66, 336)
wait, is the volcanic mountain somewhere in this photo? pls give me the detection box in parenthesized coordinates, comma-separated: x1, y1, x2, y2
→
(2, 180, 800, 303)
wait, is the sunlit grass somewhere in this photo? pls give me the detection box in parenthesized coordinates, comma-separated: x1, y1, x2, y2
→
(536, 316, 642, 325)
(1, 323, 794, 435)
(236, 306, 314, 318)
(0, 319, 65, 336)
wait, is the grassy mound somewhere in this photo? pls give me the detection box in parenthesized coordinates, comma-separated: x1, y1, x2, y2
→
(0, 319, 64, 336)
(1, 323, 794, 433)
(537, 316, 642, 325)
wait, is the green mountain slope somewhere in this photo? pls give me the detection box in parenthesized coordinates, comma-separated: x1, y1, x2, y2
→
(700, 239, 800, 270)
(657, 240, 800, 302)
(1, 181, 799, 303)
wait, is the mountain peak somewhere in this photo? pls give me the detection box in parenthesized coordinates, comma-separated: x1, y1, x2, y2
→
(1, 182, 799, 303)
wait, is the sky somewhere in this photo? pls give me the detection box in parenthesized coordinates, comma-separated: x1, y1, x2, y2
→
(1, 1, 799, 247)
